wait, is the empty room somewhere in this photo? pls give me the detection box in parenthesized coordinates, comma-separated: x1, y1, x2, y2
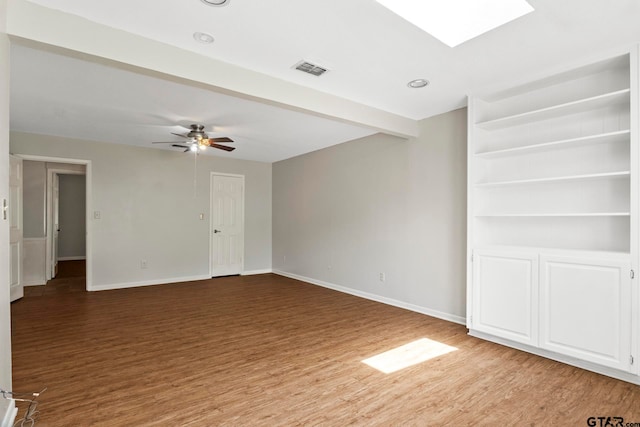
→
(2, 0, 640, 425)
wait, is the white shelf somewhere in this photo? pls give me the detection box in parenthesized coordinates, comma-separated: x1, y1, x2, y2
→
(475, 130, 630, 158)
(476, 89, 630, 130)
(475, 171, 630, 188)
(475, 213, 630, 218)
(474, 245, 631, 259)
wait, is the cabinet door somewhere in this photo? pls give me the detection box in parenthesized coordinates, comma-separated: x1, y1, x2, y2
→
(472, 249, 539, 346)
(539, 255, 631, 372)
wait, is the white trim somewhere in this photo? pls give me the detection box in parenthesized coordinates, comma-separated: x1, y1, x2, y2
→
(469, 330, 640, 385)
(22, 237, 46, 288)
(1, 404, 17, 427)
(273, 270, 466, 325)
(89, 275, 210, 292)
(57, 256, 86, 261)
(241, 269, 272, 276)
(209, 172, 245, 278)
(629, 45, 640, 376)
(47, 168, 84, 282)
(23, 281, 46, 287)
(14, 155, 93, 291)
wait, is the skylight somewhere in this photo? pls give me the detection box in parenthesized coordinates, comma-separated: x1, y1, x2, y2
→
(376, 0, 534, 47)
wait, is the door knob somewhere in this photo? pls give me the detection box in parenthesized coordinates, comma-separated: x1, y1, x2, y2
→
(214, 229, 221, 233)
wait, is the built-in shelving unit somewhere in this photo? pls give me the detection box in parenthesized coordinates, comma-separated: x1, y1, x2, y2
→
(469, 53, 633, 253)
(476, 89, 630, 130)
(475, 171, 630, 188)
(467, 49, 640, 383)
(475, 129, 630, 158)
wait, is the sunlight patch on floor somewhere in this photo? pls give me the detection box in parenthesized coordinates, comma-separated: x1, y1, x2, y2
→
(362, 338, 458, 374)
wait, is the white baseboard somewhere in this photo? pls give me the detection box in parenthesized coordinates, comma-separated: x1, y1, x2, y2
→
(89, 275, 211, 292)
(272, 270, 466, 325)
(1, 403, 17, 427)
(241, 269, 272, 276)
(57, 256, 86, 261)
(469, 330, 640, 385)
(23, 281, 46, 287)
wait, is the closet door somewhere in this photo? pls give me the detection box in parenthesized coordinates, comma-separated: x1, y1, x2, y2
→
(539, 255, 632, 372)
(472, 249, 539, 346)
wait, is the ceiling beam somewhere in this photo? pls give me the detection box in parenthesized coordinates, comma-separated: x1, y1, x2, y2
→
(6, 0, 419, 138)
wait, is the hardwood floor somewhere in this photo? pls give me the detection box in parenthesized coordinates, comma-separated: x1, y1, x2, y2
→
(11, 274, 640, 426)
(23, 260, 86, 298)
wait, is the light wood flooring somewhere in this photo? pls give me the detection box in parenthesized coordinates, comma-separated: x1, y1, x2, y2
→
(11, 272, 640, 426)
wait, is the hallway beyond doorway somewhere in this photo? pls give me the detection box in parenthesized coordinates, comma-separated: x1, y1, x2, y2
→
(24, 260, 85, 297)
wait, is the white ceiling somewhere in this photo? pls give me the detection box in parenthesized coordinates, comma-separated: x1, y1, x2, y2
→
(8, 0, 640, 162)
(10, 44, 377, 163)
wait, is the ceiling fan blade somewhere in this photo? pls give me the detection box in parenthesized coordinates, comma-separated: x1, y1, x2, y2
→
(209, 137, 234, 143)
(184, 148, 190, 153)
(152, 141, 182, 144)
(172, 144, 189, 149)
(211, 143, 236, 152)
(171, 132, 190, 139)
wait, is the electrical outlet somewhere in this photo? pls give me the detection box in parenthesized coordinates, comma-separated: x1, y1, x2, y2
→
(93, 211, 101, 220)
(283, 255, 286, 263)
(140, 260, 148, 269)
(379, 272, 385, 282)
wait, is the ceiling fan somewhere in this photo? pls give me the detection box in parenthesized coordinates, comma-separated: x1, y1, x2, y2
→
(152, 124, 235, 153)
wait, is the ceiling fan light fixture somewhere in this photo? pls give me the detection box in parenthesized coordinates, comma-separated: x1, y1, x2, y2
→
(190, 144, 199, 152)
(201, 0, 230, 6)
(193, 32, 215, 44)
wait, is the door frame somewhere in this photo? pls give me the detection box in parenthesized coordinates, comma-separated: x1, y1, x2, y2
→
(9, 155, 23, 302)
(209, 172, 245, 277)
(47, 169, 85, 280)
(15, 155, 93, 290)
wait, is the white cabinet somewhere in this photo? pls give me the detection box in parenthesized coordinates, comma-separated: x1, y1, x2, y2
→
(467, 48, 639, 381)
(540, 255, 631, 371)
(472, 249, 538, 346)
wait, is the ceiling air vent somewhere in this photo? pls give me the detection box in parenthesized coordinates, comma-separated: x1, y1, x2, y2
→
(293, 60, 328, 77)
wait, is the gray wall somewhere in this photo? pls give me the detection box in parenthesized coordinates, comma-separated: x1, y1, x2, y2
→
(23, 160, 46, 237)
(58, 174, 86, 258)
(272, 108, 467, 321)
(10, 132, 272, 288)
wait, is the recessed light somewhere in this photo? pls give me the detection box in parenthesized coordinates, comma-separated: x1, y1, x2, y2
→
(408, 79, 430, 89)
(201, 0, 230, 6)
(377, 0, 534, 47)
(193, 32, 214, 44)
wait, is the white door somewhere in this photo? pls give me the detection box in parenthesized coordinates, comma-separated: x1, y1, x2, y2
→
(471, 248, 539, 346)
(210, 174, 244, 277)
(51, 173, 60, 278)
(539, 254, 631, 372)
(9, 155, 23, 302)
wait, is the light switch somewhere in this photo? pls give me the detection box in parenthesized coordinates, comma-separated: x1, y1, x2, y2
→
(199, 213, 205, 220)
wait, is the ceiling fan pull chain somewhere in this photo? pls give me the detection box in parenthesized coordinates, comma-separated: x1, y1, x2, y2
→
(193, 150, 198, 198)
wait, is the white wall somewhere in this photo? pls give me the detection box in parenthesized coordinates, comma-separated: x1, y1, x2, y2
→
(10, 132, 272, 289)
(0, 0, 16, 422)
(22, 160, 45, 238)
(273, 108, 467, 323)
(58, 174, 85, 259)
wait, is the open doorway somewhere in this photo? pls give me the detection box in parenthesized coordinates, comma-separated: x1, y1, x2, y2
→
(19, 156, 92, 295)
(49, 172, 86, 291)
